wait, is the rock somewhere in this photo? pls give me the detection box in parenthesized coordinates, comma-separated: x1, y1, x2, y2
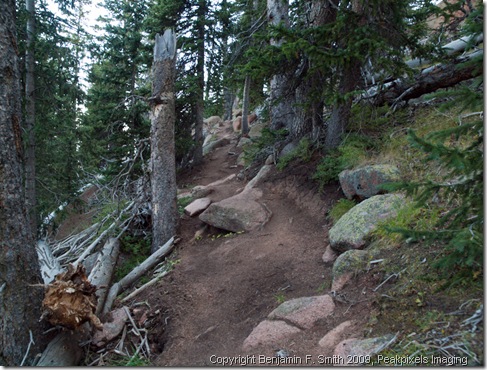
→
(191, 186, 214, 199)
(339, 165, 401, 200)
(203, 137, 230, 156)
(207, 173, 237, 187)
(245, 165, 273, 191)
(265, 154, 275, 165)
(242, 320, 301, 351)
(177, 191, 192, 200)
(237, 152, 246, 166)
(318, 320, 356, 351)
(248, 113, 257, 124)
(334, 334, 395, 365)
(233, 108, 243, 117)
(233, 117, 242, 132)
(268, 295, 335, 329)
(322, 244, 338, 264)
(248, 121, 266, 139)
(332, 249, 374, 291)
(199, 188, 270, 232)
(237, 137, 252, 148)
(329, 194, 405, 253)
(92, 307, 128, 347)
(204, 115, 223, 126)
(184, 197, 212, 217)
(203, 133, 217, 147)
(279, 141, 298, 158)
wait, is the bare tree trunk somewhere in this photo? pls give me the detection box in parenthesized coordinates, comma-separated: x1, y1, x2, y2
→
(25, 0, 37, 236)
(193, 0, 207, 165)
(0, 0, 45, 365)
(267, 0, 294, 131)
(150, 29, 178, 253)
(241, 75, 251, 135)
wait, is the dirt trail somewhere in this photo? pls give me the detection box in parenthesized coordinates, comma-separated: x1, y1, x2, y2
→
(140, 125, 373, 366)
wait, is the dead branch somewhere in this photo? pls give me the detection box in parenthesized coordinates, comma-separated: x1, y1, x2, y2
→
(102, 236, 175, 314)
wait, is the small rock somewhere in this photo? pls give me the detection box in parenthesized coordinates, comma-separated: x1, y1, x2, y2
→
(238, 137, 252, 148)
(242, 320, 301, 351)
(268, 295, 335, 329)
(245, 165, 273, 191)
(265, 154, 275, 165)
(199, 188, 270, 232)
(191, 186, 213, 199)
(233, 117, 242, 132)
(248, 121, 266, 139)
(184, 197, 212, 217)
(339, 165, 401, 200)
(334, 334, 395, 365)
(322, 244, 338, 264)
(332, 250, 374, 291)
(318, 320, 356, 351)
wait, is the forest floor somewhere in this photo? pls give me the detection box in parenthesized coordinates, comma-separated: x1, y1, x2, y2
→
(126, 124, 380, 366)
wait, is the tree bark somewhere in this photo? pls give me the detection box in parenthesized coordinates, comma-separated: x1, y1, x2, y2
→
(150, 29, 178, 254)
(267, 0, 294, 131)
(0, 0, 45, 365)
(193, 0, 207, 165)
(241, 75, 251, 135)
(25, 0, 37, 236)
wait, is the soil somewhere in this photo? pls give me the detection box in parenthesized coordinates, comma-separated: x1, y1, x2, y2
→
(127, 124, 382, 366)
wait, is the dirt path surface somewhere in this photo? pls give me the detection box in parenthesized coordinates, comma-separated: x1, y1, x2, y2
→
(137, 125, 375, 366)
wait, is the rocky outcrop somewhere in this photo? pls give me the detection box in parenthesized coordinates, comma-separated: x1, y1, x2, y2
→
(329, 194, 404, 253)
(199, 188, 270, 232)
(339, 165, 401, 200)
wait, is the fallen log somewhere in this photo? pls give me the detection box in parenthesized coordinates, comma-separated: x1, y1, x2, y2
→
(366, 49, 483, 107)
(102, 236, 174, 314)
(88, 237, 120, 315)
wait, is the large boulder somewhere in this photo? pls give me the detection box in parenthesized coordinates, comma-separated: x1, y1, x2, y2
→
(329, 194, 404, 253)
(199, 188, 270, 232)
(339, 165, 401, 200)
(248, 121, 266, 139)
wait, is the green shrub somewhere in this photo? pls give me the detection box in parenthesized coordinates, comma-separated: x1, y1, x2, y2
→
(328, 198, 357, 224)
(177, 195, 193, 215)
(115, 234, 152, 282)
(313, 134, 374, 191)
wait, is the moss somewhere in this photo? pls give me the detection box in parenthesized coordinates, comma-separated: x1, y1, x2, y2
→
(328, 198, 357, 224)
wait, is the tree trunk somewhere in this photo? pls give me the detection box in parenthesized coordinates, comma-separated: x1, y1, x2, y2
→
(25, 0, 37, 236)
(241, 75, 251, 135)
(0, 0, 45, 365)
(150, 29, 178, 254)
(193, 0, 207, 165)
(325, 59, 362, 149)
(267, 0, 294, 131)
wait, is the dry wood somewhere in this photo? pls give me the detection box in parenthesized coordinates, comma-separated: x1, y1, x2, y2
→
(36, 240, 64, 284)
(366, 49, 483, 107)
(102, 236, 175, 314)
(36, 329, 86, 366)
(88, 237, 120, 315)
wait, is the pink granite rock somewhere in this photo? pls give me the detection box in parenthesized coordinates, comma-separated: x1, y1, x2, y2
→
(267, 295, 335, 329)
(242, 320, 301, 351)
(184, 197, 212, 217)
